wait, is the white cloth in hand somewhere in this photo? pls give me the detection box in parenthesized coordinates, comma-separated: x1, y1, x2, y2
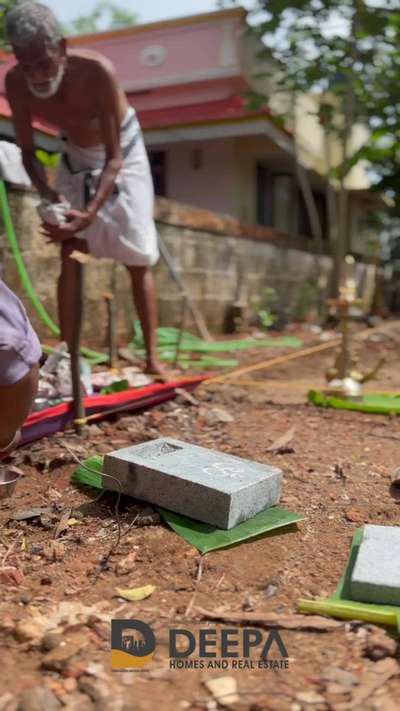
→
(37, 200, 71, 226)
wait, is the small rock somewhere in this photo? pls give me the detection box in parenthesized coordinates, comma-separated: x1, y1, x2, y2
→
(61, 693, 95, 711)
(115, 552, 136, 576)
(264, 582, 279, 599)
(63, 679, 78, 694)
(77, 676, 111, 704)
(17, 687, 62, 711)
(345, 509, 364, 523)
(296, 690, 326, 705)
(322, 666, 358, 688)
(40, 575, 53, 586)
(14, 613, 48, 645)
(85, 662, 106, 678)
(62, 660, 89, 680)
(42, 637, 86, 672)
(325, 682, 351, 696)
(42, 632, 63, 652)
(364, 626, 397, 661)
(19, 592, 32, 605)
(203, 408, 234, 425)
(204, 676, 239, 707)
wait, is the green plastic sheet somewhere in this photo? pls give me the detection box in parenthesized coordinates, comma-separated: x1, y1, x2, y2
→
(298, 528, 400, 630)
(159, 507, 304, 554)
(135, 350, 240, 368)
(309, 390, 400, 416)
(131, 322, 303, 354)
(72, 456, 304, 553)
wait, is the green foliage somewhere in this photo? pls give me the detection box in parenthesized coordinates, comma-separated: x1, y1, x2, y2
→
(64, 0, 137, 35)
(222, 0, 399, 242)
(0, 0, 20, 50)
(255, 287, 279, 329)
(296, 280, 318, 321)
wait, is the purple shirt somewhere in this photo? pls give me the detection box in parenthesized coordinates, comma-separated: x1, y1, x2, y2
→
(0, 279, 41, 386)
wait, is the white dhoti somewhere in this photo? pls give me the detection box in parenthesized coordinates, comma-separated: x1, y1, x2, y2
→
(55, 108, 159, 267)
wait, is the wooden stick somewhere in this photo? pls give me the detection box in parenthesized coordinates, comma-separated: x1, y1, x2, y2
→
(204, 320, 400, 387)
(174, 297, 187, 367)
(70, 261, 85, 433)
(158, 235, 212, 342)
(104, 292, 117, 368)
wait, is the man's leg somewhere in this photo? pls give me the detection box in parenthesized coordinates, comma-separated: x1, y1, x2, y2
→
(58, 238, 88, 347)
(126, 265, 163, 375)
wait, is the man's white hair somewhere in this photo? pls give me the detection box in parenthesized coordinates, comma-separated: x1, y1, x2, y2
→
(6, 1, 62, 49)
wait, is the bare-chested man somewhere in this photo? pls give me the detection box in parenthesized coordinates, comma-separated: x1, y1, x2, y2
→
(5, 1, 162, 375)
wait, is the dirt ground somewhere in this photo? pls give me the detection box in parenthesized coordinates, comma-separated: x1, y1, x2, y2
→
(1, 323, 400, 711)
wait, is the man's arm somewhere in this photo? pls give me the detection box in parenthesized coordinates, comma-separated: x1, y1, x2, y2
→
(86, 59, 123, 219)
(5, 70, 60, 202)
(44, 58, 123, 237)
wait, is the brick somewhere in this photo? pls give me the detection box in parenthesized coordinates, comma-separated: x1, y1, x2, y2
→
(350, 525, 400, 605)
(103, 438, 282, 529)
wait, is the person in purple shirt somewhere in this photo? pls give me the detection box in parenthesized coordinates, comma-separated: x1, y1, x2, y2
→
(0, 279, 41, 458)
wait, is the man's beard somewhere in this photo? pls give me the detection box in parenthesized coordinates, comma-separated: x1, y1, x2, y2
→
(26, 63, 65, 99)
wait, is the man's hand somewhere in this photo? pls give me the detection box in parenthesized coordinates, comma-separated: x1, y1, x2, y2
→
(40, 209, 94, 244)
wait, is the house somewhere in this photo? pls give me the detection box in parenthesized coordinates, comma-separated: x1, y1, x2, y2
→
(0, 8, 382, 255)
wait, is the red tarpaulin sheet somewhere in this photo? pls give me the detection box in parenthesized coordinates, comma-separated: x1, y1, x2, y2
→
(21, 376, 206, 445)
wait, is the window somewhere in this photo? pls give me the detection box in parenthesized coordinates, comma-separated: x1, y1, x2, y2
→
(272, 174, 295, 233)
(148, 150, 167, 197)
(256, 163, 273, 226)
(298, 190, 327, 240)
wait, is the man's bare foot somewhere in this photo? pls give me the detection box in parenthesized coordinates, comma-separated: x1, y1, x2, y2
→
(145, 358, 171, 382)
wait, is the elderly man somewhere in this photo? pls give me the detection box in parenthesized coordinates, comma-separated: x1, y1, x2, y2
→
(0, 279, 41, 459)
(5, 1, 162, 375)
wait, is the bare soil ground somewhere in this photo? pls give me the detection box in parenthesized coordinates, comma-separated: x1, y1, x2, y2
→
(1, 323, 400, 711)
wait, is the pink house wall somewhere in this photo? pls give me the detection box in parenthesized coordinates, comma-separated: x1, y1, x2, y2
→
(73, 15, 244, 88)
(162, 138, 235, 216)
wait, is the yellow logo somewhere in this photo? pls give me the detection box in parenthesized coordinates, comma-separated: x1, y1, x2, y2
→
(111, 620, 156, 670)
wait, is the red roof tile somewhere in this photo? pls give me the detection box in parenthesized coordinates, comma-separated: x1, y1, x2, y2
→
(134, 94, 271, 130)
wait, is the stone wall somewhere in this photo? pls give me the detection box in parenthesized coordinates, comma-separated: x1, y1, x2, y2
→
(1, 187, 337, 348)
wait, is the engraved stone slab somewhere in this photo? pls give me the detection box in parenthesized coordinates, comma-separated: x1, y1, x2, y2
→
(103, 438, 282, 529)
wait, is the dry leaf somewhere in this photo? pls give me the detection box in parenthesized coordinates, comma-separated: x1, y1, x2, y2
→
(195, 607, 342, 631)
(115, 584, 156, 602)
(204, 676, 239, 708)
(266, 426, 296, 454)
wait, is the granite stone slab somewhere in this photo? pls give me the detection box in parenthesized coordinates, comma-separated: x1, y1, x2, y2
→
(350, 524, 400, 605)
(103, 438, 282, 529)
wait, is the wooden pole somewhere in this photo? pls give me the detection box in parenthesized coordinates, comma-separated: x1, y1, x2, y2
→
(104, 292, 117, 368)
(70, 261, 85, 434)
(158, 235, 212, 342)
